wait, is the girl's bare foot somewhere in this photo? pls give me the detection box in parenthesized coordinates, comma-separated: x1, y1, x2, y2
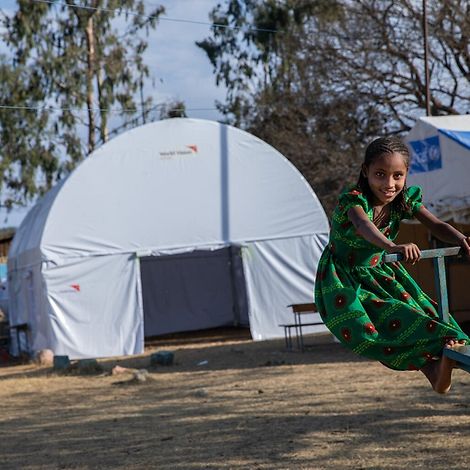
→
(421, 339, 459, 394)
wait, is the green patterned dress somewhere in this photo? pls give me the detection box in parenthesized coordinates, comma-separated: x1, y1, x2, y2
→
(314, 185, 468, 370)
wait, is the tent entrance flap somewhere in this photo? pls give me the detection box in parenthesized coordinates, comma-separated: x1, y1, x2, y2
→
(140, 247, 249, 337)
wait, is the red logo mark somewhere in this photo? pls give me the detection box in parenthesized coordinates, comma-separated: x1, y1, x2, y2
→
(187, 145, 198, 153)
(71, 284, 80, 292)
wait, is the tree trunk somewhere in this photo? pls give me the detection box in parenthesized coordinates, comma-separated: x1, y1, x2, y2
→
(97, 66, 109, 143)
(85, 14, 96, 154)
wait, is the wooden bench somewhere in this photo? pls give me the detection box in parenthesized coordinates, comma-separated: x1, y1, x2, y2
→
(280, 303, 323, 351)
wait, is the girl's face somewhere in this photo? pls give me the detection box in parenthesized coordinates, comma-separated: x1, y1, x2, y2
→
(363, 152, 408, 206)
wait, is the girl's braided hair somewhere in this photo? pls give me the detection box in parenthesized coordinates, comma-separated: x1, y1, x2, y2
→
(357, 136, 411, 215)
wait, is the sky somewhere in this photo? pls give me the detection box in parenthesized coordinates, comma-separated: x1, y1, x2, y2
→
(0, 0, 226, 228)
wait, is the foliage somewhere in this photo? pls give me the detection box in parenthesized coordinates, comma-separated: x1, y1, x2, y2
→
(0, 0, 164, 207)
(198, 0, 470, 215)
(159, 100, 187, 119)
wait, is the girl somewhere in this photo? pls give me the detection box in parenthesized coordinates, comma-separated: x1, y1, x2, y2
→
(314, 136, 470, 394)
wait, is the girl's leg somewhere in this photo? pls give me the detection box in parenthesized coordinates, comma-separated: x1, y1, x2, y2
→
(420, 339, 463, 394)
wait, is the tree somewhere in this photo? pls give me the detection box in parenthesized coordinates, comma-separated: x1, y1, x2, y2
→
(0, 55, 56, 209)
(0, 0, 164, 207)
(310, 0, 470, 133)
(159, 100, 187, 119)
(197, 0, 380, 213)
(198, 0, 470, 215)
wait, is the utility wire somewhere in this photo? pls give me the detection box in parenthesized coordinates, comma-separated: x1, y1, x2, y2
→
(0, 103, 219, 113)
(28, 0, 420, 41)
(31, 0, 278, 33)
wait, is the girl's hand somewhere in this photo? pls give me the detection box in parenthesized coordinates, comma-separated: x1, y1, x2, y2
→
(459, 236, 470, 259)
(387, 243, 421, 264)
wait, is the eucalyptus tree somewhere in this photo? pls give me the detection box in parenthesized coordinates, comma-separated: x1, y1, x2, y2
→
(0, 55, 55, 209)
(0, 0, 164, 206)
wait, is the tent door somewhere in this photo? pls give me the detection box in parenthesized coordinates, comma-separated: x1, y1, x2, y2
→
(140, 247, 249, 337)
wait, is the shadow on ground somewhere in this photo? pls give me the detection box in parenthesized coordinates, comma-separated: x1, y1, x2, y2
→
(0, 334, 365, 381)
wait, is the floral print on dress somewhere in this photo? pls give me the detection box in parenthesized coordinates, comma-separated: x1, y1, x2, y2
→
(341, 328, 352, 341)
(364, 323, 377, 335)
(335, 294, 348, 309)
(314, 185, 469, 371)
(426, 320, 437, 333)
(389, 319, 401, 331)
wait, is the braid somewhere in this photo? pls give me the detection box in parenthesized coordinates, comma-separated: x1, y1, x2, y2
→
(357, 136, 411, 214)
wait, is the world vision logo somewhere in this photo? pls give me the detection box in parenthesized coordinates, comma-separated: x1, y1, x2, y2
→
(56, 283, 81, 294)
(159, 144, 198, 160)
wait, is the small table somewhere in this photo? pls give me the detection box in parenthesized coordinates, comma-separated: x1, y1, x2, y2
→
(280, 303, 322, 351)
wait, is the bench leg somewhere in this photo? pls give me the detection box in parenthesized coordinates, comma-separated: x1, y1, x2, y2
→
(294, 323, 301, 350)
(295, 313, 306, 352)
(283, 326, 289, 350)
(287, 326, 293, 351)
(282, 326, 297, 351)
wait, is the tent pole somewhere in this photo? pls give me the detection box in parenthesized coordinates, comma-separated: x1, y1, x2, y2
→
(229, 245, 241, 327)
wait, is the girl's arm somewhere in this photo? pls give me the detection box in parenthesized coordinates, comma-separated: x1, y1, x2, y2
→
(414, 206, 470, 257)
(347, 206, 421, 262)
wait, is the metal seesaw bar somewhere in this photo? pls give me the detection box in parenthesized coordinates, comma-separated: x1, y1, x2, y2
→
(383, 246, 470, 373)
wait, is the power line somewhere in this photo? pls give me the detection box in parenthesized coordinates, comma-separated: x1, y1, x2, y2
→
(0, 103, 219, 113)
(31, 0, 278, 33)
(28, 1, 424, 41)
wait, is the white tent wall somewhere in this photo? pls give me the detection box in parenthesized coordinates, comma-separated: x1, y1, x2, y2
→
(42, 254, 143, 358)
(243, 234, 329, 340)
(7, 182, 66, 354)
(406, 115, 470, 223)
(7, 254, 51, 354)
(7, 181, 65, 261)
(7, 118, 329, 358)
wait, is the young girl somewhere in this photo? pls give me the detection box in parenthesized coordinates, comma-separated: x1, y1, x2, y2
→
(314, 136, 470, 394)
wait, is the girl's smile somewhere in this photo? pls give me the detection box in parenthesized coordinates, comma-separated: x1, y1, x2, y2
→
(362, 152, 408, 206)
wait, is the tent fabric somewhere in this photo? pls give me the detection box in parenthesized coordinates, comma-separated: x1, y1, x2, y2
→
(406, 115, 470, 223)
(18, 119, 328, 260)
(243, 234, 329, 340)
(139, 247, 248, 337)
(8, 118, 329, 358)
(43, 253, 143, 358)
(438, 129, 470, 151)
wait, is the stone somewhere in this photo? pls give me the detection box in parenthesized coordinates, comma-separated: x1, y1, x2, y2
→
(132, 369, 149, 383)
(193, 389, 208, 398)
(112, 365, 134, 375)
(150, 351, 174, 366)
(77, 358, 103, 374)
(53, 355, 71, 370)
(35, 349, 54, 366)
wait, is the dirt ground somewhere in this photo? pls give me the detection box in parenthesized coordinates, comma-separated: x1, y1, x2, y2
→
(0, 331, 469, 470)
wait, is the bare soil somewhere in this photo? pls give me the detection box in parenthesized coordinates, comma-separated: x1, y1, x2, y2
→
(0, 332, 469, 470)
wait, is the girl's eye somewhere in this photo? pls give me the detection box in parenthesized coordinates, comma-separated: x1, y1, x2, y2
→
(394, 174, 404, 179)
(375, 172, 384, 177)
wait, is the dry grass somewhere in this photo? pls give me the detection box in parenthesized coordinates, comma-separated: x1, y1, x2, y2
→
(0, 333, 469, 470)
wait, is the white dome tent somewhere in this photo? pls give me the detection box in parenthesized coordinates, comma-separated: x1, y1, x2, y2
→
(8, 118, 329, 359)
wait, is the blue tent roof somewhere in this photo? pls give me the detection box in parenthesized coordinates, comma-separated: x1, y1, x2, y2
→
(439, 129, 470, 151)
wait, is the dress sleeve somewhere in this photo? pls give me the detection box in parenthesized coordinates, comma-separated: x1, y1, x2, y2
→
(402, 185, 423, 219)
(337, 187, 369, 215)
